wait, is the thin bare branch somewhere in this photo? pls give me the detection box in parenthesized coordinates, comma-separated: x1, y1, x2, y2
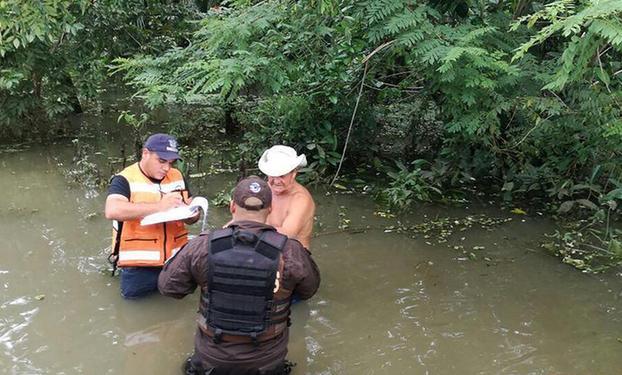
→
(330, 61, 368, 186)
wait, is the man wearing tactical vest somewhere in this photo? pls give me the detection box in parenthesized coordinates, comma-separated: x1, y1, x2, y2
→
(158, 176, 320, 375)
(105, 133, 199, 299)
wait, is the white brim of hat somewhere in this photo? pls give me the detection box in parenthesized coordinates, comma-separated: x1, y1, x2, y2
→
(258, 149, 307, 177)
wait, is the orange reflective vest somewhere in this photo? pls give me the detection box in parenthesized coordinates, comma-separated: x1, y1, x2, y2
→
(111, 163, 189, 267)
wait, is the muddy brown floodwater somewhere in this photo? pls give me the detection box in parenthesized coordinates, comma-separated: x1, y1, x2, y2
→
(1, 142, 621, 374)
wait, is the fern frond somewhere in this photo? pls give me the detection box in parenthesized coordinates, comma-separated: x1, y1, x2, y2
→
(366, 0, 407, 24)
(589, 18, 622, 46)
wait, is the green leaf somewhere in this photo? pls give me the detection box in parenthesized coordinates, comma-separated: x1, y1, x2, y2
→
(558, 201, 575, 214)
(604, 188, 622, 201)
(595, 68, 610, 86)
(610, 239, 622, 258)
(502, 182, 514, 192)
(575, 199, 598, 211)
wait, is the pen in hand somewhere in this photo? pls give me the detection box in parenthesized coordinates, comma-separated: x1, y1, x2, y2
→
(159, 191, 184, 211)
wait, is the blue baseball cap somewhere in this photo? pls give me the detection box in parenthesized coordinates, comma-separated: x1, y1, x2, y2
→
(144, 133, 181, 161)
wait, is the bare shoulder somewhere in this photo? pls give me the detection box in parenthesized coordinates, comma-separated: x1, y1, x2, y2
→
(292, 183, 315, 208)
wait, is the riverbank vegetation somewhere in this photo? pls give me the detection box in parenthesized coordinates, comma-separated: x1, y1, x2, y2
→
(1, 0, 621, 271)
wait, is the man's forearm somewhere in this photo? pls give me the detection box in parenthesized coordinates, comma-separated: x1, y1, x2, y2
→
(105, 192, 184, 221)
(158, 247, 198, 298)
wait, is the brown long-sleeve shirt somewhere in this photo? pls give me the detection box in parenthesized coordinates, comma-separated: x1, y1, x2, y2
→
(158, 220, 320, 369)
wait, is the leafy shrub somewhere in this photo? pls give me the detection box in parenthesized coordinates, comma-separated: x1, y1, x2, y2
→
(374, 100, 443, 160)
(381, 160, 443, 209)
(0, 0, 199, 141)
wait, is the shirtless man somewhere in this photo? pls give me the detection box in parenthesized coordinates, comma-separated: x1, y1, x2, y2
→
(258, 145, 315, 249)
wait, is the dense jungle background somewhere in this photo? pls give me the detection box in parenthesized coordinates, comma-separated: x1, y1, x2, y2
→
(1, 0, 621, 272)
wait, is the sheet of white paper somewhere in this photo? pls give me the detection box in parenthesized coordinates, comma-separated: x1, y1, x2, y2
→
(140, 197, 208, 226)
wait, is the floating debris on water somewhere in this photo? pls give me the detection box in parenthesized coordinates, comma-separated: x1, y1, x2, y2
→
(391, 214, 513, 244)
(85, 212, 98, 220)
(374, 211, 396, 218)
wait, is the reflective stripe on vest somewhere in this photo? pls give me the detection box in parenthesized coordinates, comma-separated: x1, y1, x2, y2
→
(111, 163, 189, 267)
(118, 250, 161, 262)
(126, 182, 161, 194)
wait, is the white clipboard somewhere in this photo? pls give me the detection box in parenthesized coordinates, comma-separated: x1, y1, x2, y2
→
(140, 197, 208, 226)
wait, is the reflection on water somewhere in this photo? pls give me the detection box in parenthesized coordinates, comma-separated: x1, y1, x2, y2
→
(1, 143, 622, 374)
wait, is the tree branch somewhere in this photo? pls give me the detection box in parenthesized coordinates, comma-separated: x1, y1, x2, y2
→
(330, 60, 368, 186)
(330, 41, 395, 185)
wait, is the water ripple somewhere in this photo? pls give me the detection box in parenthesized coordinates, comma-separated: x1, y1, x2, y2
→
(0, 305, 41, 373)
(305, 335, 322, 361)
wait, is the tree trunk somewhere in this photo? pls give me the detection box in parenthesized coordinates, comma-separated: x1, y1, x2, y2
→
(61, 73, 83, 114)
(224, 104, 239, 135)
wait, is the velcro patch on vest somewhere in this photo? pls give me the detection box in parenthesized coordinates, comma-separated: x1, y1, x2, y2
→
(255, 231, 287, 260)
(210, 228, 234, 255)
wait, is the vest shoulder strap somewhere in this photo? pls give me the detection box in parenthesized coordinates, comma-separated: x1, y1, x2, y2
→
(209, 228, 234, 255)
(165, 167, 183, 181)
(208, 227, 287, 258)
(118, 163, 140, 180)
(255, 230, 287, 260)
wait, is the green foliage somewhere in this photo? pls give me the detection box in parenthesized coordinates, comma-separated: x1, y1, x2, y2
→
(4, 0, 621, 267)
(111, 1, 620, 220)
(374, 100, 443, 160)
(0, 0, 199, 141)
(542, 226, 622, 273)
(234, 95, 343, 182)
(381, 160, 443, 209)
(0, 0, 88, 58)
(513, 0, 622, 90)
(503, 0, 622, 217)
(0, 0, 89, 135)
(211, 185, 234, 208)
(113, 0, 369, 178)
(113, 2, 292, 106)
(113, 0, 364, 107)
(63, 137, 105, 192)
(555, 176, 622, 219)
(117, 110, 150, 158)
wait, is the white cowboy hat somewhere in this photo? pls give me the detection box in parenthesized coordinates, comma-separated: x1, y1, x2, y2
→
(258, 145, 307, 177)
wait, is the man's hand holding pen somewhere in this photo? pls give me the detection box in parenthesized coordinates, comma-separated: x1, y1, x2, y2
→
(159, 191, 184, 211)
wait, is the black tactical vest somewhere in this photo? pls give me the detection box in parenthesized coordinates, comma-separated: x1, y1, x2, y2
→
(203, 227, 288, 343)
